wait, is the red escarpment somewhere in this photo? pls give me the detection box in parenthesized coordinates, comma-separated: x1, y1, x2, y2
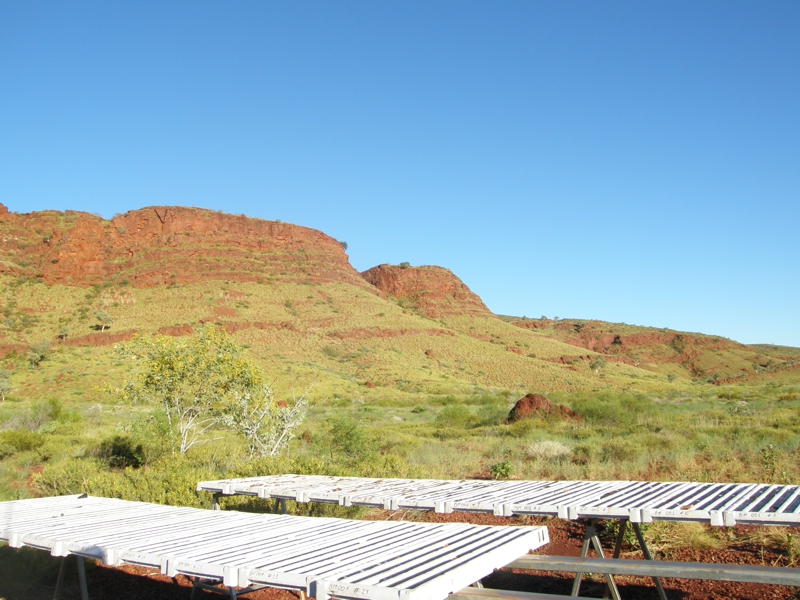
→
(0, 205, 369, 289)
(360, 264, 492, 319)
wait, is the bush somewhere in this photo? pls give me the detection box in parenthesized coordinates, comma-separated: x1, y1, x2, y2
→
(571, 393, 652, 428)
(97, 435, 145, 469)
(478, 404, 508, 426)
(324, 416, 376, 458)
(600, 438, 638, 462)
(589, 357, 607, 372)
(5, 398, 67, 431)
(0, 440, 14, 459)
(525, 440, 571, 461)
(490, 459, 513, 480)
(436, 405, 480, 429)
(0, 429, 45, 453)
(27, 340, 50, 367)
(571, 443, 594, 465)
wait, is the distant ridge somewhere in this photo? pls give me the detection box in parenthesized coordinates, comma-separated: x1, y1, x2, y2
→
(0, 203, 797, 396)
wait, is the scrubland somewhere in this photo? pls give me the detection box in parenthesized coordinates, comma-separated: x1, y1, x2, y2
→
(1, 273, 800, 577)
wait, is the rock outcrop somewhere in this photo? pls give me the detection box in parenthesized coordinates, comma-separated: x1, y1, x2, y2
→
(0, 205, 369, 289)
(507, 393, 578, 422)
(361, 264, 492, 319)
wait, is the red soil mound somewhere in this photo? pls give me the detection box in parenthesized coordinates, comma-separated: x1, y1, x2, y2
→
(507, 393, 578, 422)
(361, 264, 492, 319)
(0, 205, 369, 289)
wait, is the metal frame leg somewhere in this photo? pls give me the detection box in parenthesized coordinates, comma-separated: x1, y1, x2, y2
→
(76, 557, 89, 600)
(571, 520, 621, 600)
(273, 498, 287, 514)
(631, 522, 668, 600)
(602, 520, 628, 599)
(211, 493, 222, 511)
(52, 556, 67, 600)
(53, 555, 89, 600)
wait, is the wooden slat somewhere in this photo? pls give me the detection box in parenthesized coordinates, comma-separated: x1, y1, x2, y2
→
(506, 556, 800, 586)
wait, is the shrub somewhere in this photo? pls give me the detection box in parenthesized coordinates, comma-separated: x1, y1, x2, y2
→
(4, 399, 65, 432)
(0, 430, 45, 453)
(589, 357, 607, 372)
(325, 416, 376, 458)
(571, 443, 594, 465)
(436, 405, 480, 429)
(525, 440, 571, 461)
(490, 459, 513, 480)
(600, 438, 638, 462)
(478, 404, 507, 426)
(27, 340, 50, 367)
(571, 393, 651, 428)
(98, 435, 145, 469)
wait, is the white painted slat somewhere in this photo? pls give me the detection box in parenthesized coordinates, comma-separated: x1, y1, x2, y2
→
(197, 475, 800, 526)
(0, 495, 548, 600)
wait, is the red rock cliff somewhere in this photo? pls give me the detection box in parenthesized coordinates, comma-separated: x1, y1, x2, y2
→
(0, 204, 368, 289)
(361, 264, 492, 318)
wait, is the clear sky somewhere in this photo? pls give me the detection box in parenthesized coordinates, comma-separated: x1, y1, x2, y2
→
(2, 2, 798, 346)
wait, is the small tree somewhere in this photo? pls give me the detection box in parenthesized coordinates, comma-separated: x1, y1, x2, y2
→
(58, 326, 70, 342)
(114, 325, 307, 455)
(0, 371, 11, 402)
(217, 384, 310, 457)
(94, 310, 113, 332)
(589, 357, 607, 373)
(28, 340, 50, 367)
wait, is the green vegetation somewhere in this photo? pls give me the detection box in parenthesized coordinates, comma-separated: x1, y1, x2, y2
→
(1, 377, 798, 507)
(112, 326, 307, 456)
(0, 271, 799, 578)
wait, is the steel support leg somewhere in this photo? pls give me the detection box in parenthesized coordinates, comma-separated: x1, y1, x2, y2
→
(571, 520, 621, 600)
(53, 555, 89, 600)
(602, 520, 628, 599)
(631, 522, 668, 600)
(274, 498, 287, 514)
(76, 557, 89, 600)
(52, 556, 67, 600)
(211, 493, 222, 511)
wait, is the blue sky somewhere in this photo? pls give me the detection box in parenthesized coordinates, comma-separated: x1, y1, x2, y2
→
(2, 2, 798, 346)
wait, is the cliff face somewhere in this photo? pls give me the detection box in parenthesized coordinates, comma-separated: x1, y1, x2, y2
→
(360, 264, 492, 319)
(0, 205, 368, 289)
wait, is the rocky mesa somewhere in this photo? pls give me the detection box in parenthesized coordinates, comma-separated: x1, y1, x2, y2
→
(0, 205, 370, 290)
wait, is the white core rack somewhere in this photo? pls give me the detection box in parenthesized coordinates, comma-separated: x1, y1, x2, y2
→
(197, 474, 800, 526)
(0, 495, 548, 600)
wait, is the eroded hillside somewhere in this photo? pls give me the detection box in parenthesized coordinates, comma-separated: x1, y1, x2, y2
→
(0, 204, 796, 409)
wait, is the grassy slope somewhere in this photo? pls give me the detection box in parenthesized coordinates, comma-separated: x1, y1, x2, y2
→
(1, 276, 694, 416)
(2, 278, 799, 516)
(499, 316, 799, 385)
